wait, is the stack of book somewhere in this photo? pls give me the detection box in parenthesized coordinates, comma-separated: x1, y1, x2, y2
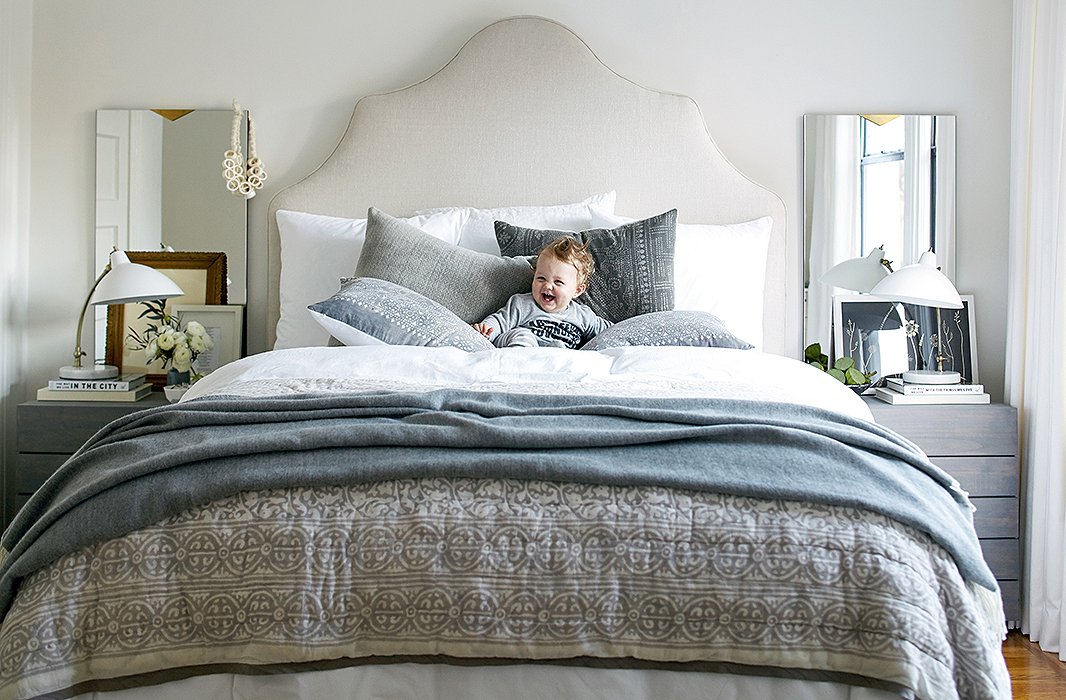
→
(874, 377, 990, 404)
(36, 373, 151, 402)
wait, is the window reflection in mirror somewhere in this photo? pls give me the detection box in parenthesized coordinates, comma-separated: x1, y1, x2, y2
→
(94, 109, 249, 362)
(803, 114, 956, 355)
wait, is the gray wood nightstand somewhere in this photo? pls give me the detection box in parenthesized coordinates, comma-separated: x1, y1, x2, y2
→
(9, 392, 168, 527)
(864, 396, 1021, 625)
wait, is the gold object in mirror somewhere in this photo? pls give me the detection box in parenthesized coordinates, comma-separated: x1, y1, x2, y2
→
(860, 114, 901, 126)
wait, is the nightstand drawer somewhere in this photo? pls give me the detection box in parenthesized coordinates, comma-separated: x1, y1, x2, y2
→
(15, 453, 69, 494)
(17, 396, 165, 453)
(1000, 580, 1021, 621)
(980, 539, 1020, 580)
(971, 497, 1018, 539)
(933, 456, 1018, 497)
(870, 403, 1017, 456)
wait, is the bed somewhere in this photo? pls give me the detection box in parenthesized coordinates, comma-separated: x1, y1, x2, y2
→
(0, 16, 1010, 700)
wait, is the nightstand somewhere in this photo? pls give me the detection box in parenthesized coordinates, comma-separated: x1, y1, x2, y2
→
(9, 392, 168, 527)
(864, 397, 1021, 625)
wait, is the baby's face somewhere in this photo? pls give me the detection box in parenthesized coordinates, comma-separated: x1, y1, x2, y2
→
(532, 254, 584, 313)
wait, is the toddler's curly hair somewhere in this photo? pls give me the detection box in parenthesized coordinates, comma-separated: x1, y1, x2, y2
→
(538, 236, 595, 288)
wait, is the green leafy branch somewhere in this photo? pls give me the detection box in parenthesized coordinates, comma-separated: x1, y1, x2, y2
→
(804, 342, 877, 386)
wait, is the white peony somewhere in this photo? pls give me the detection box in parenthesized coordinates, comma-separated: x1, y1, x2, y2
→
(156, 330, 175, 351)
(189, 334, 206, 353)
(185, 320, 206, 337)
(172, 344, 192, 371)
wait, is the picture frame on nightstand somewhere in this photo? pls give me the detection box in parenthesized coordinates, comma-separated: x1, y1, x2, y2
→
(833, 294, 978, 384)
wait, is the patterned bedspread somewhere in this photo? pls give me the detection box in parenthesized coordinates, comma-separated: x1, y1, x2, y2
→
(1, 478, 1009, 699)
(0, 370, 1012, 700)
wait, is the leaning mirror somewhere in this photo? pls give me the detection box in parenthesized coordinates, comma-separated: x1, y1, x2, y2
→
(803, 114, 956, 355)
(94, 108, 248, 362)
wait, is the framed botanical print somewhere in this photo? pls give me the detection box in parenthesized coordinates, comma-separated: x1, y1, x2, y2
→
(832, 293, 978, 384)
(105, 251, 227, 386)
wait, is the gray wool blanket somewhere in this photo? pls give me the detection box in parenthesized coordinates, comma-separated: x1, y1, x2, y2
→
(0, 389, 996, 620)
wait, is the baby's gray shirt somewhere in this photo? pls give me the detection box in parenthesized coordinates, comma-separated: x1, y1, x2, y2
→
(480, 293, 611, 349)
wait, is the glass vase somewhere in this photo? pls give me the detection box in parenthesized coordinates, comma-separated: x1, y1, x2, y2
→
(166, 368, 190, 386)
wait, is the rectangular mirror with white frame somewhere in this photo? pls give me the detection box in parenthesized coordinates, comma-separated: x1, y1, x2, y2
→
(94, 108, 248, 363)
(803, 114, 956, 357)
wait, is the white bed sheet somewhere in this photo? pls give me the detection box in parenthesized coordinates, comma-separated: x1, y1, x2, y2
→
(183, 345, 873, 422)
(76, 662, 902, 700)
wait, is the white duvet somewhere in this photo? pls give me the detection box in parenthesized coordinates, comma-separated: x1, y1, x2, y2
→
(184, 346, 874, 421)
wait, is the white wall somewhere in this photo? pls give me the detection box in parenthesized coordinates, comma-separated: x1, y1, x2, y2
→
(2, 0, 33, 522)
(20, 0, 1012, 399)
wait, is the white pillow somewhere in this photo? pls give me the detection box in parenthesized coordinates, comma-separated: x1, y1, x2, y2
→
(275, 208, 467, 349)
(590, 207, 772, 350)
(417, 191, 616, 255)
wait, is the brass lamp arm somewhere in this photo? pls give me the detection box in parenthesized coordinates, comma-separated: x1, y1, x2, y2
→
(70, 263, 112, 368)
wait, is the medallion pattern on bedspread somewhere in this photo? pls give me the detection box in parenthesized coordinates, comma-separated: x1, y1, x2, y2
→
(0, 479, 1007, 699)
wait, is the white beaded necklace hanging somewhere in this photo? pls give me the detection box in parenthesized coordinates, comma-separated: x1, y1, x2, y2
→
(222, 100, 266, 199)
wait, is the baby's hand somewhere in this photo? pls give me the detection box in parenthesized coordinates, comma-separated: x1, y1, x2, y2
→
(472, 323, 493, 338)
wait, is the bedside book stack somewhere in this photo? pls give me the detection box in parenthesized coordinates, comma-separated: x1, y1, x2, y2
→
(37, 373, 151, 402)
(874, 377, 990, 404)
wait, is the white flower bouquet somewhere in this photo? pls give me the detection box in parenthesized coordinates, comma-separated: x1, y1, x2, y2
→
(126, 300, 214, 381)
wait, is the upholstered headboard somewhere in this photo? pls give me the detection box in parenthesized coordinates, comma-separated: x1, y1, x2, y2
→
(267, 16, 788, 354)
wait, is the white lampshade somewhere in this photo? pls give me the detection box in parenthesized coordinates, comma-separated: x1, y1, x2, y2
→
(89, 250, 184, 305)
(819, 247, 889, 293)
(869, 251, 962, 309)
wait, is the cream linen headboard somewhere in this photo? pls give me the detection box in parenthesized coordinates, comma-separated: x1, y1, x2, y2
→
(267, 16, 788, 354)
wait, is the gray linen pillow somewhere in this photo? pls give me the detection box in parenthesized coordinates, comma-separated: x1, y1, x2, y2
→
(355, 207, 534, 323)
(494, 209, 677, 323)
(308, 277, 493, 351)
(580, 310, 753, 351)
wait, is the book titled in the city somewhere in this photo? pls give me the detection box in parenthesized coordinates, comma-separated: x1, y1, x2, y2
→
(47, 372, 147, 392)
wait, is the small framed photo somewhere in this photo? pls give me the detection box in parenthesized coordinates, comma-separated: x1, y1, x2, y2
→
(833, 293, 978, 384)
(171, 304, 244, 375)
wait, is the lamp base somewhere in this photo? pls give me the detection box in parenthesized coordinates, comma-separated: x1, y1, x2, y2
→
(901, 369, 961, 385)
(59, 364, 120, 380)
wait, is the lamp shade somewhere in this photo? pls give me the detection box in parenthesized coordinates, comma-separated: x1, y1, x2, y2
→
(89, 250, 184, 305)
(819, 247, 889, 293)
(869, 250, 962, 309)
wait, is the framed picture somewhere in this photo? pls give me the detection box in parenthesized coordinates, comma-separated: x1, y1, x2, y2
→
(833, 293, 978, 384)
(105, 251, 227, 385)
(171, 304, 244, 374)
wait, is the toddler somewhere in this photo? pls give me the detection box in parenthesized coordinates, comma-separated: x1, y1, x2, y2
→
(474, 237, 610, 348)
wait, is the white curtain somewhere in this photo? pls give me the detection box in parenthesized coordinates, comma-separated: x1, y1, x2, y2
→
(806, 116, 861, 354)
(1006, 0, 1066, 657)
(902, 115, 932, 268)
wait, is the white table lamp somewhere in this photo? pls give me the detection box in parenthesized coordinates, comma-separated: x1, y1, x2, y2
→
(819, 246, 891, 293)
(60, 250, 184, 380)
(869, 250, 964, 384)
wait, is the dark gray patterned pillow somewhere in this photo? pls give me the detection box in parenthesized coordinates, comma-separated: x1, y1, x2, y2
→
(580, 311, 753, 351)
(308, 277, 493, 351)
(356, 207, 534, 323)
(495, 210, 677, 323)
